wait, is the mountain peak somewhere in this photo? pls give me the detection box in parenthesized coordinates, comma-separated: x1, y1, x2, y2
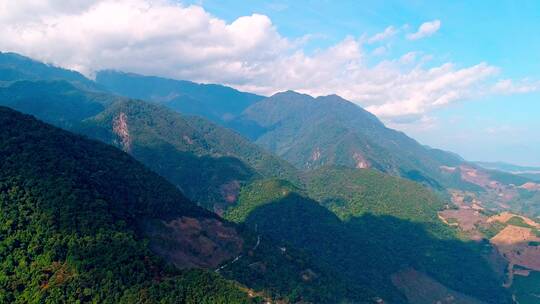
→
(271, 90, 313, 99)
(315, 93, 353, 105)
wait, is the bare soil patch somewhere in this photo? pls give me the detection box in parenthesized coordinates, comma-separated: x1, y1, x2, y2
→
(491, 225, 540, 272)
(144, 216, 243, 269)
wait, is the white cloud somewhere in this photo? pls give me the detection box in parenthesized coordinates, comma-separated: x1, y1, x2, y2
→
(363, 62, 498, 117)
(0, 1, 533, 122)
(407, 20, 441, 40)
(367, 26, 397, 43)
(399, 52, 417, 64)
(492, 79, 540, 94)
(371, 46, 387, 56)
(386, 115, 438, 133)
(0, 0, 290, 80)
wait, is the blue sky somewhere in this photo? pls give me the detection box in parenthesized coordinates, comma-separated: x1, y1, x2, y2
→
(186, 0, 540, 77)
(184, 0, 540, 166)
(2, 0, 539, 165)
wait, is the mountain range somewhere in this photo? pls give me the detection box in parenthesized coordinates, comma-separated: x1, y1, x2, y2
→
(1, 51, 538, 303)
(476, 161, 540, 182)
(97, 70, 528, 195)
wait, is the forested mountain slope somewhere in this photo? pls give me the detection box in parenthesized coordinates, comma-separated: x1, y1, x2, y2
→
(237, 91, 473, 189)
(225, 167, 512, 303)
(0, 51, 98, 90)
(96, 70, 264, 123)
(77, 99, 301, 212)
(90, 68, 540, 217)
(0, 78, 299, 213)
(0, 80, 112, 128)
(0, 106, 364, 303)
(0, 60, 363, 302)
(0, 106, 251, 303)
(231, 91, 540, 218)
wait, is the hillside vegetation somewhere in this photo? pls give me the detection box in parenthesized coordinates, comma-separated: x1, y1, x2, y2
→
(78, 99, 300, 211)
(0, 80, 112, 128)
(0, 106, 252, 303)
(0, 106, 359, 304)
(0, 51, 98, 90)
(226, 168, 511, 303)
(234, 91, 489, 192)
(306, 167, 445, 223)
(0, 77, 299, 212)
(96, 70, 263, 123)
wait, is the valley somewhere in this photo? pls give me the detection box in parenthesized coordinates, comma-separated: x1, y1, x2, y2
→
(439, 188, 540, 302)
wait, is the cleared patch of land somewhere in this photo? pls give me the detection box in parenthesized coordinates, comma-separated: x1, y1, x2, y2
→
(439, 209, 486, 240)
(491, 225, 540, 272)
(488, 212, 540, 228)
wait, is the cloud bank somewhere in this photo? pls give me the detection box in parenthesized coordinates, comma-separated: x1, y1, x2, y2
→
(0, 1, 535, 121)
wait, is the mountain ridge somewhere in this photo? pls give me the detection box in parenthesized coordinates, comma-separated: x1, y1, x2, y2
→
(96, 70, 264, 123)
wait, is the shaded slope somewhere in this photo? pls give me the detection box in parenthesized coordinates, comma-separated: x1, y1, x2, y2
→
(0, 106, 252, 303)
(225, 170, 511, 303)
(77, 99, 300, 212)
(96, 70, 264, 123)
(0, 52, 98, 90)
(242, 194, 508, 303)
(0, 80, 112, 128)
(0, 79, 299, 212)
(0, 106, 357, 303)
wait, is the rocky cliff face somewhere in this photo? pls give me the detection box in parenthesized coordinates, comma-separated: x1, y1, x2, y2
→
(113, 112, 132, 152)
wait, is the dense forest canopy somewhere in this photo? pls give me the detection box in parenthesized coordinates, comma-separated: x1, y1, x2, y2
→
(0, 106, 252, 303)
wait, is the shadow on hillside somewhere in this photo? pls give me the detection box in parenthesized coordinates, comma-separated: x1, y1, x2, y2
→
(75, 121, 259, 212)
(0, 80, 106, 127)
(132, 143, 258, 211)
(243, 193, 511, 304)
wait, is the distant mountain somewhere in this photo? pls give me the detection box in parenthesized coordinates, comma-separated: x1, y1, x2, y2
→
(235, 91, 475, 190)
(232, 91, 540, 217)
(225, 167, 511, 303)
(0, 80, 113, 128)
(475, 161, 540, 173)
(0, 52, 98, 90)
(1, 53, 527, 198)
(0, 106, 252, 303)
(96, 70, 264, 123)
(476, 161, 540, 182)
(518, 172, 540, 182)
(3, 52, 536, 215)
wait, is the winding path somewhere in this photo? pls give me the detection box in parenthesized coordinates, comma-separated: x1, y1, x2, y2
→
(215, 235, 261, 273)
